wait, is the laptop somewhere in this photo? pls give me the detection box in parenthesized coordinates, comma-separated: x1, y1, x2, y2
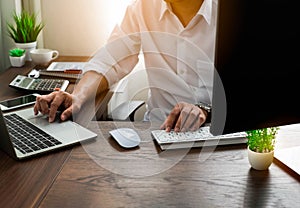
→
(0, 107, 97, 160)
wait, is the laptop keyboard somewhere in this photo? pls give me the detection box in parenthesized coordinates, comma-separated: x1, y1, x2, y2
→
(4, 113, 62, 154)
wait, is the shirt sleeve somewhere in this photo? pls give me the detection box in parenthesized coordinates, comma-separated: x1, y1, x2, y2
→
(83, 2, 141, 88)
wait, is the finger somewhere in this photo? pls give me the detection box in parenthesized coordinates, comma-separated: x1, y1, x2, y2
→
(175, 106, 192, 132)
(36, 94, 54, 115)
(160, 120, 172, 132)
(198, 108, 208, 126)
(182, 108, 200, 132)
(61, 106, 73, 121)
(162, 105, 181, 132)
(188, 108, 208, 131)
(174, 116, 182, 132)
(33, 95, 40, 115)
(33, 97, 41, 115)
(160, 118, 173, 132)
(189, 119, 200, 131)
(48, 93, 66, 122)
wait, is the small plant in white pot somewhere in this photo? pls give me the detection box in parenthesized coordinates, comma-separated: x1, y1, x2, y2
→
(7, 10, 44, 61)
(9, 48, 26, 67)
(246, 127, 279, 170)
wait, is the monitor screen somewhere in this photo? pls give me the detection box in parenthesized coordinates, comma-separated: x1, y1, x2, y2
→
(211, 0, 300, 135)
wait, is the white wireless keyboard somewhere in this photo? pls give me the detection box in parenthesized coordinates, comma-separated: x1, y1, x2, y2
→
(151, 126, 247, 150)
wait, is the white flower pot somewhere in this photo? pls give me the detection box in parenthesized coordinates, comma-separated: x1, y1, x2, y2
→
(15, 41, 37, 61)
(9, 55, 26, 67)
(247, 146, 274, 170)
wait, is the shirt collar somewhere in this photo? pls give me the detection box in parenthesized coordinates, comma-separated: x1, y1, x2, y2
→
(159, 0, 213, 25)
(159, 1, 170, 21)
(199, 0, 213, 25)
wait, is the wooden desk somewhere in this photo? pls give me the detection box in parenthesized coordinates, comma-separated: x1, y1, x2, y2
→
(0, 56, 108, 208)
(1, 121, 300, 207)
(0, 57, 86, 208)
(1, 58, 300, 208)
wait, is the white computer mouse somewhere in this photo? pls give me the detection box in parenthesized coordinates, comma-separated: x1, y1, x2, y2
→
(109, 128, 141, 148)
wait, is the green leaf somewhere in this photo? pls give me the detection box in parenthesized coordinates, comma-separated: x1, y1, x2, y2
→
(246, 127, 279, 153)
(9, 48, 25, 57)
(6, 10, 44, 43)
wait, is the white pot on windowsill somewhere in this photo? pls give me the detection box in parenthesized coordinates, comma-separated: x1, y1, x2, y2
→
(9, 54, 26, 67)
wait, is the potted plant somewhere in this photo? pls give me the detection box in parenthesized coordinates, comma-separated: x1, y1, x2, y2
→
(246, 127, 279, 170)
(9, 48, 26, 67)
(6, 10, 44, 61)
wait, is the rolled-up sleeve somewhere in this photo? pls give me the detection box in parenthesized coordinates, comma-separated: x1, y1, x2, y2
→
(83, 2, 141, 87)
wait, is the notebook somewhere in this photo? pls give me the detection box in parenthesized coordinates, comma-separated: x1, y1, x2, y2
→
(0, 107, 97, 160)
(38, 69, 83, 80)
(47, 62, 86, 71)
(46, 62, 85, 78)
(32, 62, 86, 82)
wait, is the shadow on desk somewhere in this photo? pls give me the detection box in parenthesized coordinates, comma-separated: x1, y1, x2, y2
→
(244, 169, 271, 207)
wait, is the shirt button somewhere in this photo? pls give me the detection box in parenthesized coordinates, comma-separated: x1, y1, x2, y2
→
(178, 69, 185, 75)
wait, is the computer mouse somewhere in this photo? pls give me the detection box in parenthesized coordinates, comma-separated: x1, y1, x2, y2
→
(109, 128, 141, 148)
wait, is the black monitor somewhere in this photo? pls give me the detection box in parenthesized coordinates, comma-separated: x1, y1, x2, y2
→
(211, 0, 300, 135)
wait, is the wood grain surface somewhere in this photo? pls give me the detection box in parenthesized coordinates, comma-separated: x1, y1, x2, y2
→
(39, 122, 300, 208)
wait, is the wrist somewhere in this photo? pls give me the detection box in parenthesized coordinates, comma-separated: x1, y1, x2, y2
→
(195, 102, 212, 122)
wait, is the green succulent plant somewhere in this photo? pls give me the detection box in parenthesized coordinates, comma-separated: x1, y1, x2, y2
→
(9, 48, 25, 57)
(246, 127, 279, 153)
(7, 10, 44, 43)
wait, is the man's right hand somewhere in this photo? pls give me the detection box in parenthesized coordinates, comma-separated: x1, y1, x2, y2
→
(33, 71, 109, 123)
(33, 91, 80, 122)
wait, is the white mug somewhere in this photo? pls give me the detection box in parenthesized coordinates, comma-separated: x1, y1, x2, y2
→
(30, 49, 59, 65)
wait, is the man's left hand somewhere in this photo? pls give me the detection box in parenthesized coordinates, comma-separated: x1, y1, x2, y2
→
(160, 102, 208, 132)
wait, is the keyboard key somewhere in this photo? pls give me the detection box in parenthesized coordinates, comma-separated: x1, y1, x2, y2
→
(4, 113, 62, 154)
(151, 126, 247, 150)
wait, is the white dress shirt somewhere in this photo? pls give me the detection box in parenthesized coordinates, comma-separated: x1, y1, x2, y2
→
(84, 0, 218, 121)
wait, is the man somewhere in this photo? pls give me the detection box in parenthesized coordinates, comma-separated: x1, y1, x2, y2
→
(34, 0, 217, 132)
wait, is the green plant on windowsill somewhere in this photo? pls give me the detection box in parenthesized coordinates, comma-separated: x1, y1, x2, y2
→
(246, 127, 279, 153)
(7, 10, 44, 43)
(9, 48, 25, 57)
